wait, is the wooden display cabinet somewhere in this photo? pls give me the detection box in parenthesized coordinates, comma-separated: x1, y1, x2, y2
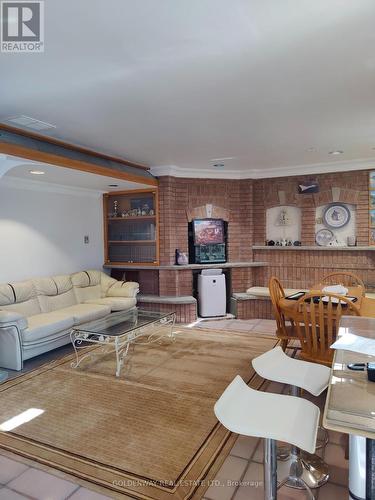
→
(104, 189, 159, 265)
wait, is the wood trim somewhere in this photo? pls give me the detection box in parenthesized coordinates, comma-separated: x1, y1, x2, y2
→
(369, 171, 375, 246)
(0, 123, 148, 170)
(103, 194, 109, 264)
(0, 142, 158, 187)
(155, 188, 160, 265)
(106, 188, 158, 195)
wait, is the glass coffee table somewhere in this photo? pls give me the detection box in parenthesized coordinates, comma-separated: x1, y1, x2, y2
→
(70, 308, 176, 377)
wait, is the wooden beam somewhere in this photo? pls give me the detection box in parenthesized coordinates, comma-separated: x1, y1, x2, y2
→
(0, 141, 158, 187)
(0, 123, 149, 170)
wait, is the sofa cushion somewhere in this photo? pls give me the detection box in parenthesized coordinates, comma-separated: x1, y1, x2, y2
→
(71, 270, 103, 303)
(0, 281, 41, 317)
(23, 311, 74, 343)
(84, 297, 136, 312)
(59, 304, 111, 325)
(107, 281, 139, 298)
(33, 275, 78, 313)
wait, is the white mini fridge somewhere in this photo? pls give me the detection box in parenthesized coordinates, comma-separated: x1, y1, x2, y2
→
(198, 269, 226, 317)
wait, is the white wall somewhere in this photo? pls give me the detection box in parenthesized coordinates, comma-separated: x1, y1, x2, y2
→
(266, 205, 302, 243)
(0, 178, 104, 283)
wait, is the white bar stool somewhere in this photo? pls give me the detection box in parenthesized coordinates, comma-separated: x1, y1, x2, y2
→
(214, 375, 320, 500)
(252, 346, 330, 490)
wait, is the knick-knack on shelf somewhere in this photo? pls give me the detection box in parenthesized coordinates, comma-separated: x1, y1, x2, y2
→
(113, 200, 118, 217)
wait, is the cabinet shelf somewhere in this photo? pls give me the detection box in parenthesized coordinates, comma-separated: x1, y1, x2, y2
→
(108, 240, 156, 244)
(108, 216, 156, 221)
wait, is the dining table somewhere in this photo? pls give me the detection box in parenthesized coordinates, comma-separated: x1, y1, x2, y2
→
(279, 284, 375, 318)
(323, 315, 375, 500)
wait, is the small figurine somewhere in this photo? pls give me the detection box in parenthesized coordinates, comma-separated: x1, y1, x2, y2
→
(113, 200, 118, 217)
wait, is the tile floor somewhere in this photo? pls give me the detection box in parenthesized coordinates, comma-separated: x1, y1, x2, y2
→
(0, 319, 349, 499)
(203, 383, 348, 500)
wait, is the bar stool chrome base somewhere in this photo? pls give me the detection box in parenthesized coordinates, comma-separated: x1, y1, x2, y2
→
(278, 449, 329, 490)
(277, 426, 329, 460)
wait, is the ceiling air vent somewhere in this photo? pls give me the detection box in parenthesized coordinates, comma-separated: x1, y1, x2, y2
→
(4, 115, 56, 131)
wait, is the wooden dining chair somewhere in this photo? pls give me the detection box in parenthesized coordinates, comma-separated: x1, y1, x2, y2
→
(291, 292, 361, 366)
(268, 276, 299, 351)
(319, 271, 365, 296)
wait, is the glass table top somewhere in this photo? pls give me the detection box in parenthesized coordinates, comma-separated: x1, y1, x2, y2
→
(73, 308, 175, 337)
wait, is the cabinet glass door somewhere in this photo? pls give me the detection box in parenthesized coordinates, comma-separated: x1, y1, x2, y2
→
(105, 191, 158, 264)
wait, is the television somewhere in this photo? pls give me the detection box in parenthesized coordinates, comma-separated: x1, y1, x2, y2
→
(193, 219, 225, 245)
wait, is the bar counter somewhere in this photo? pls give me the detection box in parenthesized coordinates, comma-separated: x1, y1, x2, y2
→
(323, 316, 375, 500)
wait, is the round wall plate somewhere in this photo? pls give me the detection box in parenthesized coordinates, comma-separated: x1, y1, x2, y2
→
(323, 204, 350, 229)
(316, 228, 334, 246)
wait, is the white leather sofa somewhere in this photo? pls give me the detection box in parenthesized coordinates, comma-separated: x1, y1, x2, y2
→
(0, 270, 139, 371)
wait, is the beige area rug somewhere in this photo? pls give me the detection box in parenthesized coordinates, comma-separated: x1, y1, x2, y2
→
(196, 318, 277, 334)
(0, 327, 278, 499)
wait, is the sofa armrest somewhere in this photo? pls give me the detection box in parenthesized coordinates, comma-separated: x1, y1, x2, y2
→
(106, 281, 140, 299)
(0, 311, 28, 329)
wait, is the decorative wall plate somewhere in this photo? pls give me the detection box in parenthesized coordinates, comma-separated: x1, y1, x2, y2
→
(315, 228, 334, 246)
(323, 204, 350, 229)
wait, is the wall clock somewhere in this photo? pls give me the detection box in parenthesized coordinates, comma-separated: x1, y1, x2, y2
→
(323, 204, 350, 229)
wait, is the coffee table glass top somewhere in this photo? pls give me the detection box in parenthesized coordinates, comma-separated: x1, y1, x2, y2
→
(73, 308, 174, 337)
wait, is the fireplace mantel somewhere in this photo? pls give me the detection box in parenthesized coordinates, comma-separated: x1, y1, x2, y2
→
(104, 261, 267, 271)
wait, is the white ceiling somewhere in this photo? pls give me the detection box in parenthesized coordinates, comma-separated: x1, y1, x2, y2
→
(1, 0, 375, 177)
(2, 158, 150, 192)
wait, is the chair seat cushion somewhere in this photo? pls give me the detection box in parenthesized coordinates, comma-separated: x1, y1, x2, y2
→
(23, 312, 74, 343)
(59, 304, 111, 325)
(84, 297, 136, 312)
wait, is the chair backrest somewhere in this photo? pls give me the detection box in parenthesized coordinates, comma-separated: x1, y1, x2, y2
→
(319, 272, 365, 295)
(292, 292, 360, 365)
(268, 277, 286, 334)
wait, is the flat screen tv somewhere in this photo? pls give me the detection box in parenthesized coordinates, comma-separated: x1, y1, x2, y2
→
(193, 219, 225, 245)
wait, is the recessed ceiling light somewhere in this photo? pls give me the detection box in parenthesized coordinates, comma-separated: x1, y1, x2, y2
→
(29, 170, 45, 175)
(328, 150, 344, 155)
(108, 184, 119, 187)
(306, 147, 316, 152)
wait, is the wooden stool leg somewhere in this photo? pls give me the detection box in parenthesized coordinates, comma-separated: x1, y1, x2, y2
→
(280, 339, 288, 351)
(345, 434, 349, 460)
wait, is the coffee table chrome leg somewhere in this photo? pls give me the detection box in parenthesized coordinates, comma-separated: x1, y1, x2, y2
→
(168, 313, 176, 339)
(70, 329, 90, 369)
(115, 338, 130, 377)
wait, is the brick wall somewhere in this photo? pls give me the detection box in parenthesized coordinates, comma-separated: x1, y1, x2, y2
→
(158, 176, 253, 265)
(253, 249, 375, 290)
(128, 170, 373, 323)
(253, 170, 369, 246)
(136, 300, 197, 324)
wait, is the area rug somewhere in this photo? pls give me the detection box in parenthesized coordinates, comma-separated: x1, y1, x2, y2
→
(0, 327, 278, 499)
(195, 318, 276, 334)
